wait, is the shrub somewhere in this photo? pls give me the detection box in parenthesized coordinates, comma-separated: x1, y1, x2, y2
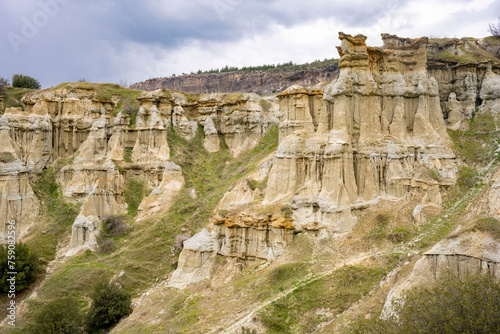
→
(102, 215, 129, 238)
(280, 204, 293, 218)
(353, 274, 500, 333)
(31, 297, 83, 334)
(489, 16, 500, 38)
(0, 152, 16, 163)
(457, 166, 477, 190)
(85, 280, 132, 333)
(123, 175, 149, 216)
(12, 74, 41, 89)
(0, 242, 39, 292)
(172, 233, 190, 255)
(387, 228, 412, 243)
(97, 238, 115, 255)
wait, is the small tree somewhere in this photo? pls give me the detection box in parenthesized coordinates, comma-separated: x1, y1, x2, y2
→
(12, 74, 41, 89)
(489, 15, 500, 38)
(0, 77, 8, 96)
(85, 280, 132, 333)
(0, 242, 39, 292)
(31, 297, 83, 334)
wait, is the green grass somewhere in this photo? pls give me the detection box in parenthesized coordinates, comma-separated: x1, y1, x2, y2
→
(448, 113, 500, 165)
(0, 151, 16, 162)
(51, 82, 143, 102)
(13, 124, 279, 331)
(29, 160, 80, 266)
(3, 86, 37, 109)
(258, 266, 388, 333)
(428, 38, 498, 63)
(160, 125, 278, 237)
(471, 217, 500, 238)
(123, 147, 133, 163)
(123, 175, 149, 217)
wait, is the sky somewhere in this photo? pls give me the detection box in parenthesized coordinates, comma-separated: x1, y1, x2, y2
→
(1, 0, 499, 88)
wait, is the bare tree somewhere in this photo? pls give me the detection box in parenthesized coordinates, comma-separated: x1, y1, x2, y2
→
(489, 15, 500, 38)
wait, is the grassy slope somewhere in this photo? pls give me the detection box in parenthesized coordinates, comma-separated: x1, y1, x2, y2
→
(9, 122, 278, 331)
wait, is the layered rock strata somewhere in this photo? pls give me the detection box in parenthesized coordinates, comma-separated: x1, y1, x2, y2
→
(0, 86, 279, 255)
(138, 90, 279, 157)
(265, 33, 456, 232)
(169, 33, 459, 289)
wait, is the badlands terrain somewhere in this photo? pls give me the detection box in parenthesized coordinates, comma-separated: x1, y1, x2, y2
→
(1, 32, 500, 332)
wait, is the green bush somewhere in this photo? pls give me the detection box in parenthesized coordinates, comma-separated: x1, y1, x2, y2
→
(30, 297, 83, 334)
(85, 280, 132, 333)
(0, 242, 39, 292)
(97, 215, 129, 254)
(457, 166, 477, 191)
(353, 274, 500, 333)
(123, 175, 149, 216)
(12, 74, 41, 89)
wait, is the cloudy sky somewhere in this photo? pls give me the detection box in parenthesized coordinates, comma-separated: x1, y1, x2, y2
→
(1, 0, 499, 88)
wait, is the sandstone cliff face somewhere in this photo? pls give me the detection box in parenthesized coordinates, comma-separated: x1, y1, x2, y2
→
(0, 84, 279, 256)
(168, 33, 459, 289)
(131, 66, 340, 96)
(265, 33, 455, 232)
(132, 37, 500, 133)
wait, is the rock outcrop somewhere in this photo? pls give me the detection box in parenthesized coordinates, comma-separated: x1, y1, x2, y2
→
(131, 65, 340, 95)
(138, 90, 279, 157)
(265, 33, 456, 232)
(0, 84, 279, 255)
(169, 33, 459, 289)
(382, 229, 500, 317)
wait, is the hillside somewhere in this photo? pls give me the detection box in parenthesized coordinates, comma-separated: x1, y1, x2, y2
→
(130, 36, 500, 96)
(1, 32, 500, 333)
(130, 59, 340, 95)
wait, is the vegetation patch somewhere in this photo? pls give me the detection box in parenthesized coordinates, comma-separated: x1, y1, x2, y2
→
(351, 274, 500, 333)
(258, 266, 388, 333)
(84, 280, 132, 333)
(123, 147, 133, 163)
(0, 243, 39, 292)
(29, 161, 80, 266)
(471, 217, 500, 238)
(123, 175, 149, 217)
(3, 86, 37, 109)
(51, 82, 143, 102)
(448, 113, 500, 165)
(161, 125, 278, 238)
(0, 152, 16, 163)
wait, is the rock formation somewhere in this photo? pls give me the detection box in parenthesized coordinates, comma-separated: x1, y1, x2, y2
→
(265, 33, 455, 231)
(168, 33, 459, 288)
(382, 229, 500, 317)
(0, 84, 279, 256)
(131, 65, 340, 95)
